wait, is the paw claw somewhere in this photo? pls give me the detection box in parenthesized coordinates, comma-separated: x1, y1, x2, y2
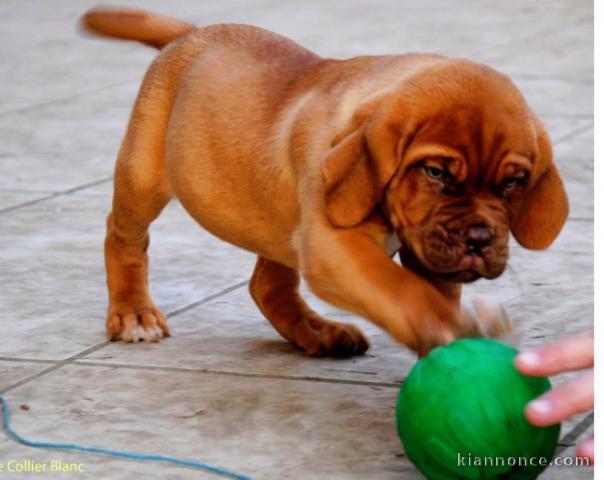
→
(106, 306, 169, 344)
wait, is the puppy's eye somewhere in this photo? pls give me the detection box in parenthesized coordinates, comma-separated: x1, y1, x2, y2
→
(502, 178, 518, 188)
(501, 174, 528, 196)
(424, 165, 445, 180)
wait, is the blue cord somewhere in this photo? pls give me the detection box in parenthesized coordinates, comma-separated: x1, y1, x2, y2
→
(0, 396, 252, 480)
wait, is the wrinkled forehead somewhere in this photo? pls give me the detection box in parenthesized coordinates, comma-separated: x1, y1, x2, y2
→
(417, 100, 533, 148)
(404, 95, 537, 183)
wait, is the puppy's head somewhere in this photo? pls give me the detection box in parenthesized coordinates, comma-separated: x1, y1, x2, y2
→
(322, 59, 568, 283)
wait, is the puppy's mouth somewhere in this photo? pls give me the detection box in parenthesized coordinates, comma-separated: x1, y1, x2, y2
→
(432, 260, 484, 283)
(399, 238, 507, 283)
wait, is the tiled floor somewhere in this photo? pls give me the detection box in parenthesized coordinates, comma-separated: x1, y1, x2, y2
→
(0, 1, 593, 479)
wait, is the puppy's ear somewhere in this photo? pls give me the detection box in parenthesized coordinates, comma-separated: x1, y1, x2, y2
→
(511, 118, 569, 249)
(321, 124, 382, 227)
(321, 99, 402, 228)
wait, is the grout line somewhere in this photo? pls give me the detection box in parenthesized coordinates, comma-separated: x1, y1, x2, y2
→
(0, 194, 57, 214)
(555, 412, 594, 455)
(0, 188, 57, 194)
(70, 360, 403, 388)
(0, 176, 113, 215)
(0, 342, 111, 395)
(69, 341, 114, 360)
(60, 176, 114, 195)
(166, 280, 249, 318)
(0, 357, 58, 365)
(0, 364, 70, 395)
(0, 280, 248, 394)
(0, 80, 139, 118)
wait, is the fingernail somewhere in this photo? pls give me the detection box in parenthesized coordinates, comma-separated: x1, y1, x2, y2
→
(528, 399, 551, 415)
(517, 351, 541, 368)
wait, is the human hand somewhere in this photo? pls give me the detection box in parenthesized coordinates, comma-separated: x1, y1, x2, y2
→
(514, 330, 594, 463)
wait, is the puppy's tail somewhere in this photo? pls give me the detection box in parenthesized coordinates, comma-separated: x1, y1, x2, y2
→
(80, 6, 196, 49)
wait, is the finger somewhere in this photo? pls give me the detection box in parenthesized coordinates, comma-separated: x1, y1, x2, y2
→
(576, 437, 594, 465)
(515, 330, 593, 377)
(525, 370, 594, 426)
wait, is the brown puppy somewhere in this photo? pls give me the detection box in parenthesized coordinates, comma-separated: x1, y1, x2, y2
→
(82, 7, 568, 356)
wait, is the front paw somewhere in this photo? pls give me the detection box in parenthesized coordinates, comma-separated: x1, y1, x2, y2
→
(106, 303, 169, 343)
(293, 313, 369, 357)
(400, 298, 512, 356)
(459, 301, 514, 339)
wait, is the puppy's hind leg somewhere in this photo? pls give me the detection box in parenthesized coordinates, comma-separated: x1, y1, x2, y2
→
(104, 75, 174, 343)
(250, 256, 369, 356)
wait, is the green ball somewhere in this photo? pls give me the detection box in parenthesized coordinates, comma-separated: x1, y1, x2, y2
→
(396, 338, 560, 479)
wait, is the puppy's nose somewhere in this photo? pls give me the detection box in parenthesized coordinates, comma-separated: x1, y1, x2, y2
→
(465, 225, 493, 252)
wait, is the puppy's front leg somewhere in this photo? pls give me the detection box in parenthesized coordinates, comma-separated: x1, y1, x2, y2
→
(250, 256, 369, 356)
(301, 225, 497, 354)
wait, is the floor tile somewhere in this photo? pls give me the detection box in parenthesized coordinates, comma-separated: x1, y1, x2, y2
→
(0, 195, 254, 360)
(1, 364, 410, 480)
(0, 191, 51, 212)
(0, 361, 50, 392)
(515, 77, 593, 117)
(78, 284, 414, 385)
(0, 83, 138, 192)
(555, 126, 593, 220)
